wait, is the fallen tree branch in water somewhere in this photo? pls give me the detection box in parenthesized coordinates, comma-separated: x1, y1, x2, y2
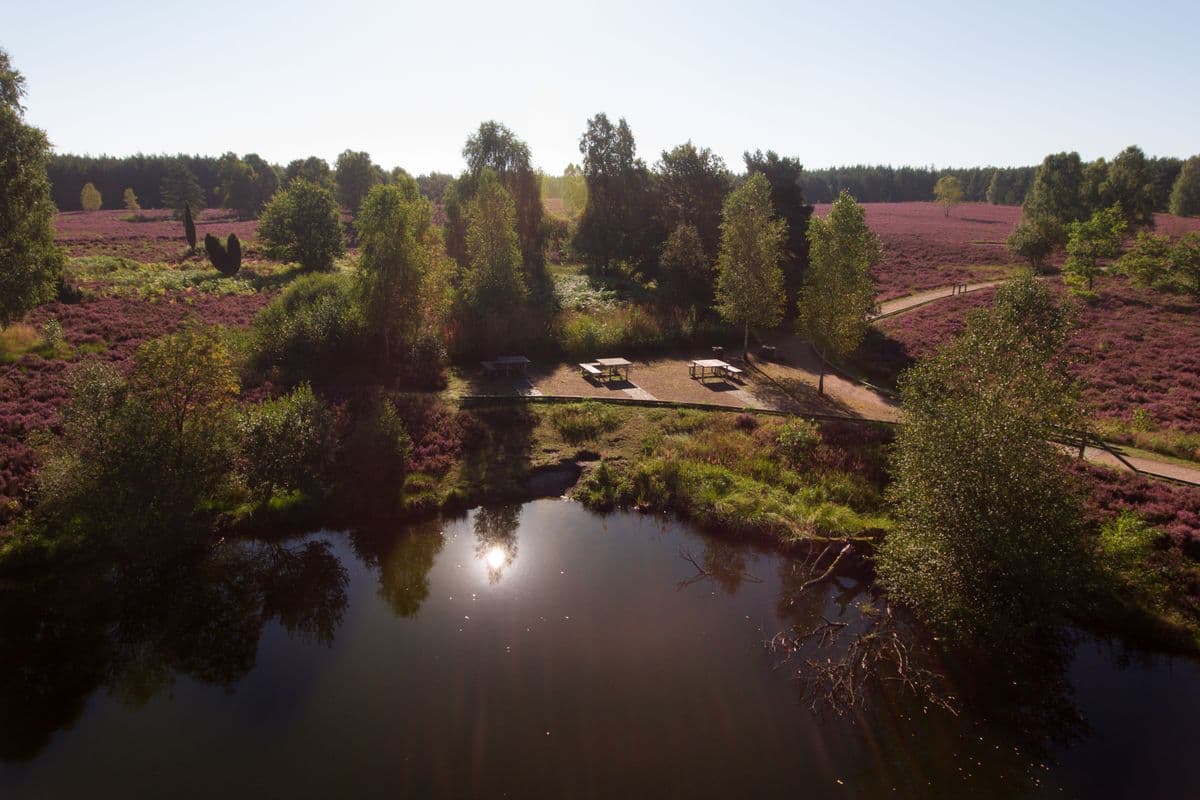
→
(797, 541, 854, 593)
(767, 607, 958, 717)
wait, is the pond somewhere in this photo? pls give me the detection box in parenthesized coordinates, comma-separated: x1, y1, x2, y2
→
(2, 500, 1200, 797)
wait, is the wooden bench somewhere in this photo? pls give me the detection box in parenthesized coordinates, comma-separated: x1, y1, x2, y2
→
(580, 363, 604, 379)
(481, 361, 498, 377)
(721, 365, 744, 379)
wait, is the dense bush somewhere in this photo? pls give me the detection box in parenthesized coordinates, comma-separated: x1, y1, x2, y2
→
(337, 391, 412, 514)
(257, 179, 344, 271)
(252, 273, 365, 379)
(204, 233, 242, 276)
(33, 325, 240, 552)
(238, 383, 333, 501)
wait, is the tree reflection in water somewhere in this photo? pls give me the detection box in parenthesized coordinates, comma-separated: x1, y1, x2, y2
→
(351, 519, 446, 618)
(472, 505, 520, 584)
(0, 539, 347, 763)
(766, 545, 1088, 796)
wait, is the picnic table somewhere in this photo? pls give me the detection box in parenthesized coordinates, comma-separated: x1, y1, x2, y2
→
(482, 355, 531, 377)
(580, 357, 632, 382)
(689, 358, 744, 382)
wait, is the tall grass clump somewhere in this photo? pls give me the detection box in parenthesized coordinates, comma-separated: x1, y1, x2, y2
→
(547, 401, 624, 444)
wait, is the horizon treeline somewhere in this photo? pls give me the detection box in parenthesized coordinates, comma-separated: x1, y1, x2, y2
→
(47, 150, 1188, 213)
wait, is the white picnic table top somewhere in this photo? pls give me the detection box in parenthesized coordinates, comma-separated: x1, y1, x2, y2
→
(594, 357, 632, 367)
(691, 358, 731, 369)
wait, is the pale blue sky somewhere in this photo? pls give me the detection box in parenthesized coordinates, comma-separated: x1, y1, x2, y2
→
(6, 0, 1198, 175)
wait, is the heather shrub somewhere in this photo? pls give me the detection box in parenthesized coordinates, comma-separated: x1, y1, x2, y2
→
(252, 272, 365, 379)
(238, 383, 333, 502)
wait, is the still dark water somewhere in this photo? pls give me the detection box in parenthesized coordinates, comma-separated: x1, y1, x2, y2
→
(3, 500, 1200, 798)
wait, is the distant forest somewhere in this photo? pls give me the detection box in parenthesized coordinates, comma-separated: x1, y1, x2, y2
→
(46, 152, 1186, 213)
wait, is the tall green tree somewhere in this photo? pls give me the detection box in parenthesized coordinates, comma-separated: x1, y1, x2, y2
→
(1064, 204, 1127, 292)
(244, 153, 280, 214)
(658, 223, 713, 312)
(654, 141, 731, 258)
(80, 182, 102, 212)
(0, 48, 62, 327)
(335, 150, 379, 214)
(217, 153, 258, 219)
(258, 179, 345, 271)
(462, 171, 528, 311)
(875, 281, 1086, 652)
(355, 177, 443, 367)
(1006, 214, 1061, 273)
(574, 113, 658, 273)
(714, 173, 787, 356)
(744, 150, 814, 313)
(284, 156, 334, 190)
(795, 191, 880, 393)
(455, 122, 545, 280)
(1169, 155, 1200, 217)
(160, 161, 205, 218)
(933, 175, 964, 217)
(1104, 145, 1156, 228)
(1023, 151, 1087, 227)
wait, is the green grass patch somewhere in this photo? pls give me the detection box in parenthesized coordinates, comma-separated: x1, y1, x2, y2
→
(547, 401, 625, 444)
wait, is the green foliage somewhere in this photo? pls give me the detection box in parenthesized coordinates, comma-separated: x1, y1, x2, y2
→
(548, 401, 624, 444)
(1023, 151, 1087, 225)
(574, 113, 659, 273)
(460, 121, 546, 277)
(991, 271, 1071, 356)
(338, 392, 412, 513)
(238, 383, 333, 502)
(258, 179, 345, 271)
(80, 182, 102, 212)
(217, 152, 261, 219)
(1105, 145, 1156, 228)
(775, 418, 820, 465)
(0, 56, 63, 327)
(875, 288, 1087, 651)
(183, 202, 196, 250)
(122, 187, 139, 211)
(557, 305, 673, 358)
(715, 173, 787, 351)
(655, 141, 731, 258)
(252, 272, 365, 379)
(284, 156, 334, 190)
(335, 149, 379, 214)
(458, 171, 530, 350)
(1169, 155, 1200, 217)
(356, 179, 446, 369)
(796, 190, 879, 389)
(744, 150, 814, 310)
(35, 326, 240, 551)
(933, 175, 964, 216)
(1119, 230, 1173, 289)
(1006, 214, 1062, 272)
(658, 223, 713, 311)
(1064, 204, 1127, 293)
(160, 161, 204, 218)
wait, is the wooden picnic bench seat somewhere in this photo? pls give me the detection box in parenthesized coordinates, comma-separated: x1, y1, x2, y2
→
(481, 361, 498, 376)
(580, 362, 603, 378)
(722, 365, 744, 378)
